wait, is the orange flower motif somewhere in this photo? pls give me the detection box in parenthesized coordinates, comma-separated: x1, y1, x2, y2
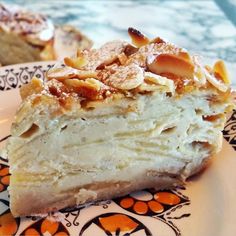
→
(21, 218, 69, 236)
(0, 164, 10, 192)
(79, 213, 151, 236)
(116, 189, 185, 216)
(0, 210, 19, 236)
(99, 214, 138, 233)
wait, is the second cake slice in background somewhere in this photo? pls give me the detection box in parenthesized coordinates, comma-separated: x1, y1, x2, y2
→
(0, 3, 92, 66)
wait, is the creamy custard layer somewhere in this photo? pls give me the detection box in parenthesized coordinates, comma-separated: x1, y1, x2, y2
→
(8, 91, 227, 190)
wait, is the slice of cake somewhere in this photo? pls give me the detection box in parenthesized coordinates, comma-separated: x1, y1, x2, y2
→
(0, 3, 92, 65)
(6, 28, 234, 217)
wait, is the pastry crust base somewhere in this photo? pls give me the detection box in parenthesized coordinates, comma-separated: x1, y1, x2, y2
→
(10, 174, 182, 217)
(10, 155, 210, 217)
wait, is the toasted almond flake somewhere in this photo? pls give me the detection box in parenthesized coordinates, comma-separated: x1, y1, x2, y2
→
(150, 37, 165, 44)
(205, 65, 212, 73)
(47, 67, 79, 81)
(73, 70, 98, 80)
(77, 49, 83, 57)
(191, 56, 207, 86)
(137, 81, 176, 94)
(128, 27, 150, 47)
(64, 56, 88, 69)
(65, 78, 101, 91)
(104, 63, 144, 90)
(20, 77, 43, 100)
(178, 51, 191, 61)
(47, 66, 98, 81)
(193, 67, 206, 85)
(118, 52, 128, 65)
(124, 44, 138, 56)
(144, 72, 175, 94)
(127, 42, 183, 68)
(63, 78, 107, 100)
(137, 82, 159, 92)
(82, 40, 127, 70)
(147, 53, 194, 78)
(205, 69, 228, 92)
(213, 60, 230, 85)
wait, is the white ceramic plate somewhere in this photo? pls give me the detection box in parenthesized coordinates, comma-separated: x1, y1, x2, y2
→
(0, 62, 235, 236)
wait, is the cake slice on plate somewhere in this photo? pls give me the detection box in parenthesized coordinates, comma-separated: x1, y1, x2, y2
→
(6, 28, 234, 216)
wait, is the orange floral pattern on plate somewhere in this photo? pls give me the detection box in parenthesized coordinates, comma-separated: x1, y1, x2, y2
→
(0, 164, 10, 192)
(115, 189, 187, 216)
(0, 210, 20, 236)
(21, 218, 69, 236)
(79, 213, 151, 236)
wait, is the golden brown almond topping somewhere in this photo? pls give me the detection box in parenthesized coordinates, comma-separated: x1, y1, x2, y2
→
(58, 96, 78, 111)
(147, 53, 194, 78)
(137, 75, 174, 94)
(81, 41, 127, 70)
(20, 77, 43, 100)
(64, 56, 88, 69)
(47, 67, 97, 81)
(48, 85, 61, 97)
(213, 60, 230, 85)
(102, 63, 144, 90)
(118, 52, 128, 65)
(124, 44, 138, 56)
(128, 27, 150, 47)
(65, 79, 101, 100)
(205, 65, 212, 73)
(47, 67, 78, 81)
(63, 78, 111, 100)
(158, 72, 194, 94)
(201, 61, 230, 92)
(178, 51, 191, 61)
(144, 72, 175, 93)
(203, 114, 223, 122)
(150, 37, 165, 44)
(205, 72, 229, 92)
(46, 79, 69, 98)
(44, 28, 232, 101)
(127, 42, 184, 68)
(31, 94, 58, 107)
(76, 70, 98, 80)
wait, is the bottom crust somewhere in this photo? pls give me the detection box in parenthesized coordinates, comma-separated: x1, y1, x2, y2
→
(11, 174, 182, 217)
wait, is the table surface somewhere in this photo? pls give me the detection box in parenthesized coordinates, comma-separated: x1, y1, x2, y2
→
(2, 0, 236, 84)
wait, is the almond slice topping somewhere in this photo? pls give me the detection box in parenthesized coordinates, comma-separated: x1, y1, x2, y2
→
(47, 67, 79, 81)
(147, 53, 194, 78)
(128, 27, 150, 47)
(64, 56, 88, 69)
(20, 77, 43, 100)
(103, 63, 144, 90)
(47, 67, 97, 81)
(144, 72, 175, 94)
(205, 69, 228, 92)
(64, 78, 106, 100)
(118, 52, 128, 65)
(82, 40, 128, 70)
(150, 37, 165, 44)
(213, 60, 230, 85)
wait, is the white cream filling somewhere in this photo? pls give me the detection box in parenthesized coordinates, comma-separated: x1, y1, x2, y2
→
(8, 92, 228, 192)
